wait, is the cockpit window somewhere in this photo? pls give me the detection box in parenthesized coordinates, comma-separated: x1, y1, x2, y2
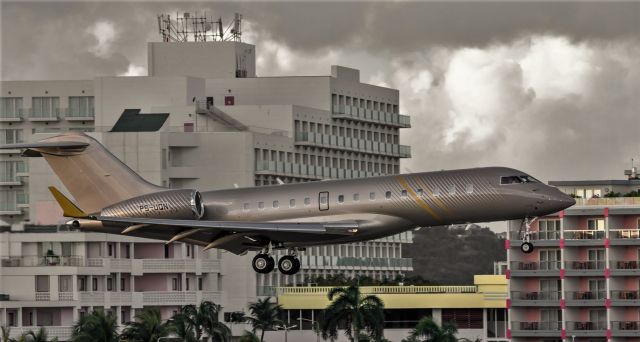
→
(500, 175, 541, 185)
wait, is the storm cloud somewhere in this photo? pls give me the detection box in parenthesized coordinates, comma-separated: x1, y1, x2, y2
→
(2, 1, 639, 183)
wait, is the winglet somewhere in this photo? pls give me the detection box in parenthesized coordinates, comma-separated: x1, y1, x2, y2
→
(48, 186, 88, 218)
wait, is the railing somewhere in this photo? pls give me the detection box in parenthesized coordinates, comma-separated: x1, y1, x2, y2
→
(257, 286, 277, 297)
(610, 260, 640, 270)
(511, 291, 561, 300)
(566, 291, 607, 300)
(611, 290, 640, 300)
(564, 230, 606, 240)
(294, 131, 411, 158)
(331, 105, 411, 128)
(28, 108, 60, 119)
(567, 321, 607, 330)
(277, 285, 477, 295)
(142, 258, 195, 271)
(9, 326, 73, 340)
(35, 292, 50, 301)
(612, 321, 640, 330)
(65, 107, 95, 118)
(78, 292, 105, 303)
(16, 192, 28, 205)
(0, 108, 23, 120)
(574, 197, 640, 206)
(511, 230, 561, 240)
(610, 229, 640, 239)
(1, 255, 84, 267)
(512, 321, 562, 331)
(564, 260, 606, 270)
(142, 291, 197, 304)
(509, 261, 562, 271)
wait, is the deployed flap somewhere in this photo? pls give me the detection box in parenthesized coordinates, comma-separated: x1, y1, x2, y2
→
(0, 141, 89, 157)
(97, 216, 358, 235)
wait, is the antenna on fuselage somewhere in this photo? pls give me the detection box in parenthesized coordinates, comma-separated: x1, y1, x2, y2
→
(233, 183, 239, 188)
(276, 178, 285, 185)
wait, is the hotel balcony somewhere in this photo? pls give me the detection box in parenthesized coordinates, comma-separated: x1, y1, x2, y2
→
(510, 291, 560, 306)
(27, 108, 60, 122)
(510, 321, 562, 338)
(610, 291, 640, 306)
(509, 261, 562, 277)
(300, 256, 412, 270)
(573, 197, 640, 207)
(610, 228, 640, 245)
(563, 229, 606, 246)
(64, 107, 94, 121)
(609, 259, 640, 276)
(509, 230, 561, 248)
(565, 290, 607, 306)
(0, 176, 22, 187)
(563, 260, 606, 276)
(294, 132, 411, 158)
(565, 320, 607, 337)
(332, 105, 411, 128)
(0, 109, 24, 122)
(611, 321, 640, 337)
(0, 202, 22, 216)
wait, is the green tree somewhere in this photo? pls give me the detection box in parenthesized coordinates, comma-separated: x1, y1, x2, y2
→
(238, 331, 260, 342)
(403, 316, 458, 342)
(167, 313, 198, 342)
(245, 297, 283, 342)
(2, 326, 10, 342)
(320, 285, 385, 342)
(25, 328, 58, 342)
(120, 308, 171, 342)
(71, 310, 119, 342)
(171, 301, 230, 342)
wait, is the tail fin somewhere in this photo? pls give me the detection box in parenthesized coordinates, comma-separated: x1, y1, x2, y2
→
(1, 132, 163, 213)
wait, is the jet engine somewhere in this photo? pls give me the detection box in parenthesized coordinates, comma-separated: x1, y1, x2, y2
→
(100, 189, 205, 219)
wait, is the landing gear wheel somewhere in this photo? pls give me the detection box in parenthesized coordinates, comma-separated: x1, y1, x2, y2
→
(252, 253, 275, 273)
(521, 242, 534, 254)
(278, 255, 301, 275)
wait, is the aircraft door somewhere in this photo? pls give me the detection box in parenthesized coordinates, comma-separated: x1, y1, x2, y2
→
(319, 191, 329, 211)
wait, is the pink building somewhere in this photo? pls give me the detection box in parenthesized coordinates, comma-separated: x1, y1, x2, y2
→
(507, 172, 640, 342)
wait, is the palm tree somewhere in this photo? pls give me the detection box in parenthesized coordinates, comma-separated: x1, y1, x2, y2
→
(2, 326, 10, 342)
(25, 328, 58, 342)
(71, 310, 119, 342)
(167, 313, 197, 342)
(403, 316, 458, 342)
(320, 285, 385, 342)
(120, 308, 171, 342)
(245, 297, 283, 342)
(171, 301, 230, 342)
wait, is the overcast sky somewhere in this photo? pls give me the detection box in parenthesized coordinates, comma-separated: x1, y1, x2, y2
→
(2, 1, 640, 183)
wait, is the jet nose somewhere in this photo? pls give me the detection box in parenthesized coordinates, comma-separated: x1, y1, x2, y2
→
(549, 188, 575, 211)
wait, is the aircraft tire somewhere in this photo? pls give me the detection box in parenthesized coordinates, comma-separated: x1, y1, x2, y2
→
(278, 255, 300, 275)
(520, 242, 534, 254)
(252, 253, 275, 273)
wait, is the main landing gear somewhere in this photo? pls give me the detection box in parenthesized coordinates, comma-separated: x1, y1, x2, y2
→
(520, 217, 538, 254)
(252, 247, 301, 275)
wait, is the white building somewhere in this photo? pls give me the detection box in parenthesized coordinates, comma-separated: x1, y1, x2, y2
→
(0, 38, 413, 339)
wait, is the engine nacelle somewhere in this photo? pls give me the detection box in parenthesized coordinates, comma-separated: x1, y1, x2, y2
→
(100, 189, 205, 220)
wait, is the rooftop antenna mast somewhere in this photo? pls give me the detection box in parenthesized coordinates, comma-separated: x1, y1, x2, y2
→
(157, 12, 242, 42)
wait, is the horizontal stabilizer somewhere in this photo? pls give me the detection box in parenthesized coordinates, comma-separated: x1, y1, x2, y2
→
(48, 186, 88, 218)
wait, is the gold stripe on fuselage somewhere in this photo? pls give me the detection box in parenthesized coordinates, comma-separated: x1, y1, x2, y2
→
(396, 176, 442, 222)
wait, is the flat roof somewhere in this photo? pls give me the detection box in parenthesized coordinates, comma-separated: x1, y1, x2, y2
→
(549, 180, 640, 186)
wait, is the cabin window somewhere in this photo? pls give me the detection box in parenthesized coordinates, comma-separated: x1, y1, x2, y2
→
(289, 199, 296, 208)
(401, 190, 408, 198)
(417, 189, 424, 197)
(433, 187, 441, 197)
(273, 200, 279, 209)
(258, 202, 265, 210)
(338, 195, 344, 203)
(385, 191, 392, 199)
(448, 185, 457, 195)
(369, 192, 376, 201)
(304, 197, 311, 206)
(243, 203, 250, 211)
(466, 184, 474, 194)
(353, 193, 360, 201)
(500, 175, 541, 185)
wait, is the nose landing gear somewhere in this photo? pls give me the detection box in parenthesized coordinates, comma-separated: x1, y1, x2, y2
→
(520, 217, 538, 254)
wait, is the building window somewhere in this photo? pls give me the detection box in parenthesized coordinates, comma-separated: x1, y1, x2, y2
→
(92, 278, 98, 291)
(121, 278, 125, 291)
(35, 275, 49, 292)
(442, 309, 483, 329)
(588, 218, 605, 230)
(0, 129, 23, 145)
(338, 195, 344, 203)
(31, 97, 60, 118)
(59, 275, 72, 292)
(0, 97, 23, 118)
(67, 96, 94, 117)
(304, 197, 311, 206)
(385, 191, 392, 199)
(121, 311, 126, 324)
(79, 278, 86, 291)
(186, 278, 190, 291)
(198, 277, 203, 291)
(273, 200, 279, 209)
(107, 278, 113, 291)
